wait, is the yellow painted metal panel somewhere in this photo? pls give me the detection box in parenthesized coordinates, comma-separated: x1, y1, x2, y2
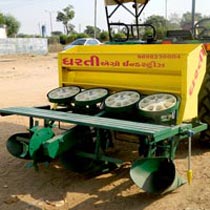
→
(179, 45, 206, 122)
(58, 44, 207, 123)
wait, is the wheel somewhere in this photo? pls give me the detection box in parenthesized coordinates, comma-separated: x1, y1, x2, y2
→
(198, 53, 210, 146)
(137, 93, 179, 124)
(74, 88, 109, 106)
(47, 86, 81, 104)
(194, 18, 210, 40)
(105, 90, 141, 112)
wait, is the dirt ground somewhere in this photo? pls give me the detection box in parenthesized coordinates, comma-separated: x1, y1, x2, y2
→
(1, 53, 210, 210)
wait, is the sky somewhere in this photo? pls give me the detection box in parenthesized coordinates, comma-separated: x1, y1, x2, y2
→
(0, 0, 209, 36)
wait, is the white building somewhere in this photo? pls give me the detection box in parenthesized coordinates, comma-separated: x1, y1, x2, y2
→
(0, 25, 7, 38)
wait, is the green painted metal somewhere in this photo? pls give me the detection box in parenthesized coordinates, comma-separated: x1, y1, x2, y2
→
(29, 126, 90, 162)
(137, 94, 180, 125)
(130, 157, 185, 194)
(0, 107, 196, 141)
(76, 151, 123, 165)
(6, 125, 85, 164)
(43, 126, 85, 158)
(6, 133, 31, 159)
(0, 106, 208, 194)
(29, 127, 54, 158)
(43, 130, 75, 158)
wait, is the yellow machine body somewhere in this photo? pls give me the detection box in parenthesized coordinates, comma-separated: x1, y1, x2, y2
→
(58, 44, 207, 124)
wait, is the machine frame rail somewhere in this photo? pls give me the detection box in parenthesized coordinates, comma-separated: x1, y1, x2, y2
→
(0, 107, 206, 142)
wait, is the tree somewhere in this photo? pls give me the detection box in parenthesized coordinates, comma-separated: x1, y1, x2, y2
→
(0, 11, 20, 37)
(168, 13, 181, 30)
(84, 25, 101, 38)
(99, 31, 109, 42)
(56, 5, 75, 35)
(144, 15, 168, 39)
(51, 31, 63, 36)
(75, 33, 89, 39)
(4, 14, 20, 37)
(180, 12, 202, 30)
(0, 12, 4, 24)
(113, 32, 126, 40)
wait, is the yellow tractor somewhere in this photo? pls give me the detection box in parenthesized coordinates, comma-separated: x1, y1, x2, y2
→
(0, 0, 210, 194)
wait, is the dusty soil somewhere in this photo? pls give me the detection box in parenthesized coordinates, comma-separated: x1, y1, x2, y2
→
(0, 53, 210, 210)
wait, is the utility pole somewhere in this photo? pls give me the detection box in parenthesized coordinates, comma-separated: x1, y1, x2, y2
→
(165, 0, 168, 29)
(165, 0, 168, 20)
(45, 10, 53, 35)
(191, 0, 196, 36)
(94, 0, 97, 38)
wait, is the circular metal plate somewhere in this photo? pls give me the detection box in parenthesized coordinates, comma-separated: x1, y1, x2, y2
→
(138, 93, 178, 114)
(74, 88, 109, 105)
(47, 86, 80, 104)
(105, 90, 141, 112)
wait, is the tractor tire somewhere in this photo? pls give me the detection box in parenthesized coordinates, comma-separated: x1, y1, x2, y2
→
(198, 53, 210, 146)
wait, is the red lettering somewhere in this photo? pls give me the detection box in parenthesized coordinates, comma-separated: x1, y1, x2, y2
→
(84, 55, 99, 66)
(62, 55, 100, 67)
(63, 58, 73, 65)
(189, 86, 193, 96)
(75, 58, 82, 66)
(123, 61, 129, 66)
(194, 68, 199, 80)
(188, 48, 205, 96)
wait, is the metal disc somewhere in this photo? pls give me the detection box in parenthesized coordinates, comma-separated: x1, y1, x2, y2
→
(138, 93, 177, 113)
(47, 86, 81, 104)
(74, 88, 109, 105)
(105, 90, 141, 112)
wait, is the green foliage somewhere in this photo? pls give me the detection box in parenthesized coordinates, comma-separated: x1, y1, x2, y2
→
(75, 33, 89, 39)
(0, 11, 20, 37)
(51, 31, 63, 36)
(99, 31, 109, 42)
(84, 25, 101, 38)
(60, 33, 90, 45)
(48, 36, 60, 45)
(4, 14, 20, 37)
(144, 15, 168, 39)
(4, 5, 210, 42)
(113, 32, 126, 39)
(17, 33, 41, 38)
(16, 33, 30, 38)
(180, 12, 202, 29)
(59, 34, 68, 44)
(56, 5, 75, 35)
(66, 34, 77, 43)
(0, 12, 4, 24)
